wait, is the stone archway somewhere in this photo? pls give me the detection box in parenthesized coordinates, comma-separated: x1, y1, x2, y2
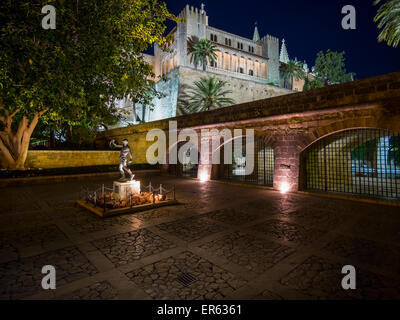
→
(167, 140, 199, 178)
(214, 133, 275, 186)
(299, 128, 400, 200)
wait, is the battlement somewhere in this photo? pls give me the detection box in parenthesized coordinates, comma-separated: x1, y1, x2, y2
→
(261, 34, 279, 43)
(178, 4, 207, 19)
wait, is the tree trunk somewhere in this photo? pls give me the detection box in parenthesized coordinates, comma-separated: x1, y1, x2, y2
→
(49, 127, 55, 148)
(203, 58, 207, 71)
(291, 74, 294, 90)
(132, 102, 137, 124)
(141, 104, 146, 123)
(0, 107, 48, 170)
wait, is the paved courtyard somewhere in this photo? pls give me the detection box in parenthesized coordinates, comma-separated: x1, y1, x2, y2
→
(0, 173, 400, 300)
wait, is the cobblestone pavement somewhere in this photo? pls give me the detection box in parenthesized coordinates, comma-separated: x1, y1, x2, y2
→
(0, 173, 399, 300)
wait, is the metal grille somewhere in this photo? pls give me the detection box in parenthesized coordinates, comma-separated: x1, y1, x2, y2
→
(176, 272, 198, 287)
(219, 137, 274, 186)
(168, 144, 199, 178)
(303, 128, 400, 201)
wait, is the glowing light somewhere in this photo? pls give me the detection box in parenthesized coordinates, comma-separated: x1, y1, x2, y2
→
(128, 180, 141, 195)
(199, 171, 209, 182)
(280, 181, 290, 194)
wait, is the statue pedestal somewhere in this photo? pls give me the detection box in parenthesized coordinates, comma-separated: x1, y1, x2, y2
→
(113, 180, 140, 201)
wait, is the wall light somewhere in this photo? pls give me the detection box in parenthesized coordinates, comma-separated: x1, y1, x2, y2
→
(199, 170, 209, 182)
(279, 181, 290, 194)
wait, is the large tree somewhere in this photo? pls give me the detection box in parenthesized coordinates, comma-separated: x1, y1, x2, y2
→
(374, 0, 400, 48)
(313, 50, 355, 86)
(187, 36, 217, 71)
(0, 0, 176, 169)
(186, 76, 235, 112)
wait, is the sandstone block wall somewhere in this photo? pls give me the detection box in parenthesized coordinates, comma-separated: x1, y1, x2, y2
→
(23, 150, 121, 169)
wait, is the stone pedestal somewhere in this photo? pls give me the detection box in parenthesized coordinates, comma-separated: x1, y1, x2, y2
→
(113, 180, 140, 201)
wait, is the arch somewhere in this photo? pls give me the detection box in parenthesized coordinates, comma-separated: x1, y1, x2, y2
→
(261, 62, 267, 79)
(231, 54, 238, 73)
(300, 128, 400, 201)
(239, 56, 245, 73)
(215, 50, 222, 69)
(247, 58, 253, 76)
(223, 52, 230, 70)
(254, 60, 260, 77)
(168, 140, 200, 178)
(296, 113, 400, 154)
(216, 133, 275, 186)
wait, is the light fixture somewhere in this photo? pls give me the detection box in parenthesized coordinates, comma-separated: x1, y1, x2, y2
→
(199, 170, 209, 182)
(279, 181, 290, 194)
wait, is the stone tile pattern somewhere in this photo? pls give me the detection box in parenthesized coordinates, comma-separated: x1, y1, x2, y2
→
(1, 174, 400, 300)
(156, 216, 226, 242)
(61, 281, 118, 300)
(249, 219, 324, 244)
(91, 229, 176, 267)
(200, 231, 295, 274)
(280, 255, 400, 299)
(0, 246, 98, 299)
(204, 207, 267, 226)
(126, 251, 246, 300)
(57, 207, 140, 234)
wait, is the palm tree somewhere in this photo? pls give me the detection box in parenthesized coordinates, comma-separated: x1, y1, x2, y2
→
(187, 36, 217, 71)
(280, 60, 305, 90)
(374, 0, 400, 47)
(186, 76, 235, 112)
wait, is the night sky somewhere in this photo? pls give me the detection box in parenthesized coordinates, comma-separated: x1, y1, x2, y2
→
(160, 0, 399, 80)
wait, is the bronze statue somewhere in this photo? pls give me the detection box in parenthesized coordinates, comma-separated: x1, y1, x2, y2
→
(110, 139, 134, 181)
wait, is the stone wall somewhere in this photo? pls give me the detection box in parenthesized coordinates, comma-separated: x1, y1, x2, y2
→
(23, 150, 120, 169)
(97, 71, 400, 192)
(147, 66, 292, 120)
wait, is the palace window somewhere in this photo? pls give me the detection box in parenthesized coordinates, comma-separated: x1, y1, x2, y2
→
(249, 69, 254, 76)
(248, 46, 254, 53)
(210, 34, 217, 42)
(237, 42, 243, 50)
(225, 38, 232, 46)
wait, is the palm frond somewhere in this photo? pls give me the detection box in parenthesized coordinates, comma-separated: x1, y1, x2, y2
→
(374, 0, 400, 47)
(186, 76, 235, 112)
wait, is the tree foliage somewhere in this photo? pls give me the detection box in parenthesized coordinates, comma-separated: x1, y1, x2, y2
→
(303, 77, 324, 91)
(187, 36, 217, 71)
(280, 60, 305, 89)
(186, 76, 235, 112)
(0, 0, 177, 169)
(374, 0, 400, 48)
(313, 50, 355, 86)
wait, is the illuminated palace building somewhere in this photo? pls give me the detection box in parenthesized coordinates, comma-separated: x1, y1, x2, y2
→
(114, 4, 311, 127)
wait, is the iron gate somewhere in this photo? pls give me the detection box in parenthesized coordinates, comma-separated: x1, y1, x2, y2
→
(302, 128, 400, 201)
(168, 143, 199, 178)
(219, 137, 274, 186)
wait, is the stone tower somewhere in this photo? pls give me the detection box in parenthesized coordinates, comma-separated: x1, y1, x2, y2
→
(260, 34, 280, 84)
(177, 4, 208, 67)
